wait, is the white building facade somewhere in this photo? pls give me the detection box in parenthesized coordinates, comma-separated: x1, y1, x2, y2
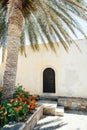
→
(0, 39, 87, 98)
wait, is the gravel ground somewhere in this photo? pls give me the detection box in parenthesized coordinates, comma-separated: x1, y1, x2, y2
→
(34, 111, 87, 130)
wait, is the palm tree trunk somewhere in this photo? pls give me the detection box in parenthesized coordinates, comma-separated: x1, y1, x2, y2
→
(2, 0, 23, 99)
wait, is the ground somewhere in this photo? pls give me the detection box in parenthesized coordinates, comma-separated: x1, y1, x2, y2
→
(34, 111, 87, 130)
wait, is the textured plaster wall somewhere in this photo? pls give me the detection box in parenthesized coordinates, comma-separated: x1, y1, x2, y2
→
(0, 39, 87, 98)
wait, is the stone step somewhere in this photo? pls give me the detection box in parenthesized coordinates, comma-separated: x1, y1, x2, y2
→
(37, 100, 64, 116)
(55, 106, 64, 116)
(38, 95, 58, 102)
(37, 100, 57, 115)
(43, 102, 57, 116)
(37, 100, 57, 107)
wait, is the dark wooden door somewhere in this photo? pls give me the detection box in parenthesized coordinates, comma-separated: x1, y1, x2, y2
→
(43, 68, 55, 93)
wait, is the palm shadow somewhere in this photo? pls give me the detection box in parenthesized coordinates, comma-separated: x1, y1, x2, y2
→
(34, 115, 68, 130)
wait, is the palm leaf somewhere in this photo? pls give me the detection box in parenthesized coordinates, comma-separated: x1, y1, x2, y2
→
(0, 0, 87, 52)
(20, 28, 27, 57)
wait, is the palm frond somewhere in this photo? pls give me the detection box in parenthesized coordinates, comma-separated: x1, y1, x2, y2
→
(22, 0, 37, 17)
(20, 28, 27, 57)
(0, 0, 8, 8)
(0, 0, 87, 52)
(25, 0, 87, 51)
(0, 0, 8, 47)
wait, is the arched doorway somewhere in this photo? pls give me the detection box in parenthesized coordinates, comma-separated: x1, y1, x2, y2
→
(43, 68, 55, 93)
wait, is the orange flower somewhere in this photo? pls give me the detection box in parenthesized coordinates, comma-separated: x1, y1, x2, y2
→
(22, 101, 27, 104)
(18, 106, 22, 111)
(32, 99, 36, 103)
(20, 98, 22, 102)
(30, 105, 34, 110)
(13, 106, 22, 112)
(13, 107, 19, 112)
(28, 96, 32, 100)
(30, 101, 35, 105)
(27, 105, 30, 109)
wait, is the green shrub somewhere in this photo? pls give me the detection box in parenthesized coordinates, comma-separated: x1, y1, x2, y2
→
(0, 85, 38, 128)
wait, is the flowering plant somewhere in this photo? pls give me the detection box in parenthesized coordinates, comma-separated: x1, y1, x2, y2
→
(0, 85, 38, 128)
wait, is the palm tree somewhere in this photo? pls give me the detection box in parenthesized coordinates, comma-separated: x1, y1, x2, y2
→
(0, 0, 87, 99)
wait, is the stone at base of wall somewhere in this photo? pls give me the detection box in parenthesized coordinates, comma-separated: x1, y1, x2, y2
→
(58, 97, 87, 111)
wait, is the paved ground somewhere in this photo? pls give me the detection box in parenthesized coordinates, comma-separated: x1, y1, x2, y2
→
(34, 111, 87, 130)
(2, 122, 24, 130)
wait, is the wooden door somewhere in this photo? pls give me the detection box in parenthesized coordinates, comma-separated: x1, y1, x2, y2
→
(43, 68, 55, 93)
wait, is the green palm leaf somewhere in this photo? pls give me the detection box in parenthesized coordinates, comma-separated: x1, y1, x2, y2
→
(0, 0, 87, 52)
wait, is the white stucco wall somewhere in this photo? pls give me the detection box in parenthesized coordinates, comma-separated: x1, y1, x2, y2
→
(0, 39, 87, 98)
